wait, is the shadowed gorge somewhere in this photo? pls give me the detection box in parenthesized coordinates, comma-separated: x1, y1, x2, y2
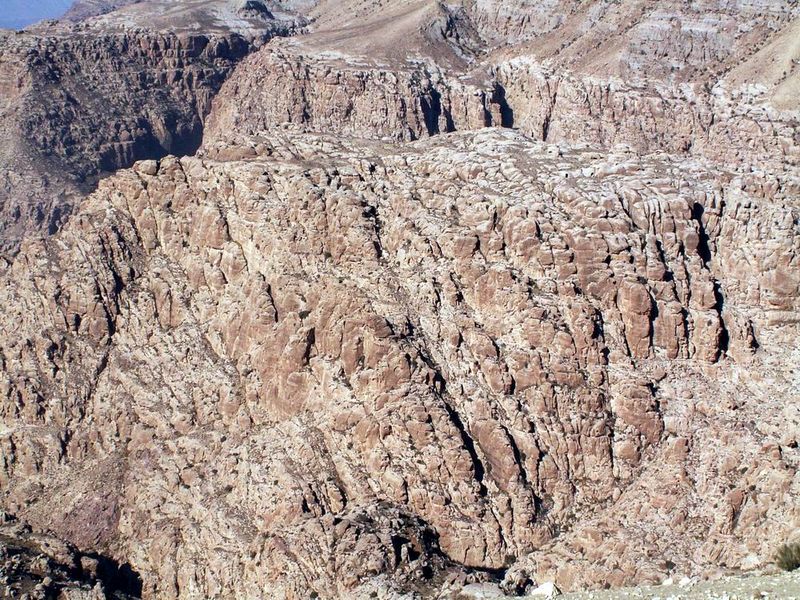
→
(0, 0, 304, 259)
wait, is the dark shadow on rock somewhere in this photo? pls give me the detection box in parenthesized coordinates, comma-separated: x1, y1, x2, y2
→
(90, 554, 144, 597)
(491, 83, 515, 128)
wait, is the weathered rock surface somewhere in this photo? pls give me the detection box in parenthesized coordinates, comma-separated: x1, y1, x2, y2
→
(205, 46, 505, 142)
(4, 0, 799, 257)
(476, 0, 800, 167)
(204, 0, 499, 142)
(0, 514, 141, 599)
(1, 0, 799, 598)
(493, 59, 800, 169)
(205, 0, 799, 168)
(472, 0, 799, 79)
(1, 127, 797, 597)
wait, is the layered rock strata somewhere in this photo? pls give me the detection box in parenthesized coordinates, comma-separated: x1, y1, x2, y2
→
(205, 0, 800, 167)
(0, 0, 799, 598)
(205, 48, 508, 142)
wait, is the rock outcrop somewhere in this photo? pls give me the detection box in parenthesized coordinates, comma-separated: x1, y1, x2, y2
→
(0, 1, 303, 258)
(493, 59, 800, 169)
(0, 0, 798, 598)
(1, 127, 797, 597)
(0, 514, 141, 599)
(205, 47, 505, 142)
(205, 0, 799, 167)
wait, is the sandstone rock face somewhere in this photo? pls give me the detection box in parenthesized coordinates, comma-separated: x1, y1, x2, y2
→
(471, 0, 799, 78)
(493, 60, 800, 169)
(473, 0, 800, 168)
(205, 47, 505, 142)
(205, 0, 799, 167)
(1, 127, 797, 597)
(0, 0, 798, 598)
(204, 0, 500, 143)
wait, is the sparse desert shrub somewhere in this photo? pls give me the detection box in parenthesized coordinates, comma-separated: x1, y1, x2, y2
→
(776, 542, 800, 572)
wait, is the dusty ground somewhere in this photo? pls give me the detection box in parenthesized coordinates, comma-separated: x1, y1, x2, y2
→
(559, 570, 800, 600)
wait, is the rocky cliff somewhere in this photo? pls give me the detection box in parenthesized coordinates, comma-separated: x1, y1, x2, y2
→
(205, 0, 799, 165)
(0, 0, 303, 259)
(0, 1, 798, 598)
(1, 127, 797, 597)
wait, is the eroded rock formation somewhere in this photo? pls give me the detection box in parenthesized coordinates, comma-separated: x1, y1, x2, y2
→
(0, 513, 141, 599)
(1, 126, 797, 596)
(0, 0, 304, 258)
(0, 0, 798, 598)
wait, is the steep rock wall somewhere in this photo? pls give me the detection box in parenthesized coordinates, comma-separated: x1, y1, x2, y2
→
(205, 48, 506, 143)
(0, 16, 295, 258)
(1, 129, 797, 597)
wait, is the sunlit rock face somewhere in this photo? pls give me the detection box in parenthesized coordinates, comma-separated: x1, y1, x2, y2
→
(0, 1, 798, 599)
(2, 128, 797, 596)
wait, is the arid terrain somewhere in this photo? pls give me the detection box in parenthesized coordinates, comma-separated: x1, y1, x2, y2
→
(0, 1, 798, 599)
